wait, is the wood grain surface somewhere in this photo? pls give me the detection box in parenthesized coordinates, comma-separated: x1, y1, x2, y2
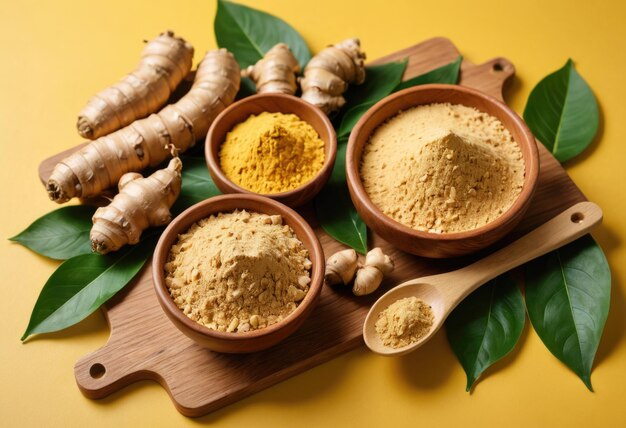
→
(38, 37, 586, 417)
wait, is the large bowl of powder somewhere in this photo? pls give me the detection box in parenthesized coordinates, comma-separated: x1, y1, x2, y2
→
(346, 84, 539, 258)
(152, 194, 325, 353)
(205, 93, 337, 208)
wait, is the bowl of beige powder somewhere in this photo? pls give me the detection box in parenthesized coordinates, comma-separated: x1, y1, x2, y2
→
(152, 194, 324, 353)
(346, 84, 539, 258)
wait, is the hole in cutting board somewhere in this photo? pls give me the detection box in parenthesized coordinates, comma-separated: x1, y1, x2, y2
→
(571, 212, 585, 223)
(89, 363, 106, 379)
(492, 63, 504, 72)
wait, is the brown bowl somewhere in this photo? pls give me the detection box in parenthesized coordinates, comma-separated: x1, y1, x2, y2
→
(205, 93, 337, 208)
(152, 194, 325, 353)
(346, 84, 540, 258)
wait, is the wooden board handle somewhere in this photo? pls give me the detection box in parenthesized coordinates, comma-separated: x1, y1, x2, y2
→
(74, 345, 148, 399)
(461, 57, 514, 101)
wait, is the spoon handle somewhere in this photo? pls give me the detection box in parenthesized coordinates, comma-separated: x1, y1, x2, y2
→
(442, 201, 603, 306)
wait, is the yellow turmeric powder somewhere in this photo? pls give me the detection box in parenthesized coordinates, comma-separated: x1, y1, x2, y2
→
(219, 112, 325, 194)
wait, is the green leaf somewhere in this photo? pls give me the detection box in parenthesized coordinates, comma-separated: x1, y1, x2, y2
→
(215, 0, 311, 69)
(173, 156, 222, 214)
(21, 234, 158, 341)
(446, 272, 526, 391)
(315, 141, 367, 254)
(525, 235, 610, 390)
(394, 55, 462, 91)
(341, 61, 407, 112)
(337, 57, 462, 138)
(337, 101, 377, 139)
(523, 59, 599, 162)
(9, 205, 96, 260)
(319, 62, 409, 251)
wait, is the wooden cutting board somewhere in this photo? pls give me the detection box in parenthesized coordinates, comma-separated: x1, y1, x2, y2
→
(38, 37, 586, 417)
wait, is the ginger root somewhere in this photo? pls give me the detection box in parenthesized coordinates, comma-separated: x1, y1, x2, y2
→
(47, 48, 240, 203)
(324, 247, 393, 296)
(77, 31, 194, 140)
(299, 38, 366, 114)
(353, 248, 394, 296)
(90, 157, 182, 254)
(324, 248, 358, 286)
(242, 43, 300, 95)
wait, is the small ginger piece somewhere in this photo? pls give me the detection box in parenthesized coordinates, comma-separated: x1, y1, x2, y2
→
(90, 157, 182, 254)
(242, 43, 300, 95)
(47, 49, 240, 203)
(324, 248, 358, 286)
(299, 38, 366, 114)
(324, 247, 393, 295)
(353, 248, 394, 296)
(77, 31, 194, 140)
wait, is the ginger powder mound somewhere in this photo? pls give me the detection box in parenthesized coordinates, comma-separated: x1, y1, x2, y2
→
(219, 112, 325, 194)
(164, 210, 312, 333)
(375, 296, 434, 348)
(360, 103, 525, 233)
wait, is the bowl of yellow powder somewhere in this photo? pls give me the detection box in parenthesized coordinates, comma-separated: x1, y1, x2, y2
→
(346, 84, 539, 258)
(205, 93, 337, 208)
(152, 193, 325, 353)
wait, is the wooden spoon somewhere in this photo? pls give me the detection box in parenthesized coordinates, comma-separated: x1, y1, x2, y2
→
(363, 201, 603, 356)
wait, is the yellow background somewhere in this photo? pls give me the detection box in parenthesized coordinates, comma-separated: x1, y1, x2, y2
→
(1, 0, 625, 426)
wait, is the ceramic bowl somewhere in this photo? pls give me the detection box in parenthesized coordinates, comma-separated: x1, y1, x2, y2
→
(345, 84, 540, 258)
(205, 93, 337, 208)
(152, 194, 325, 353)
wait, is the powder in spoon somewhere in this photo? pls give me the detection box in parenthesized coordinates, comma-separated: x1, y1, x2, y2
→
(375, 296, 434, 348)
(360, 103, 524, 233)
